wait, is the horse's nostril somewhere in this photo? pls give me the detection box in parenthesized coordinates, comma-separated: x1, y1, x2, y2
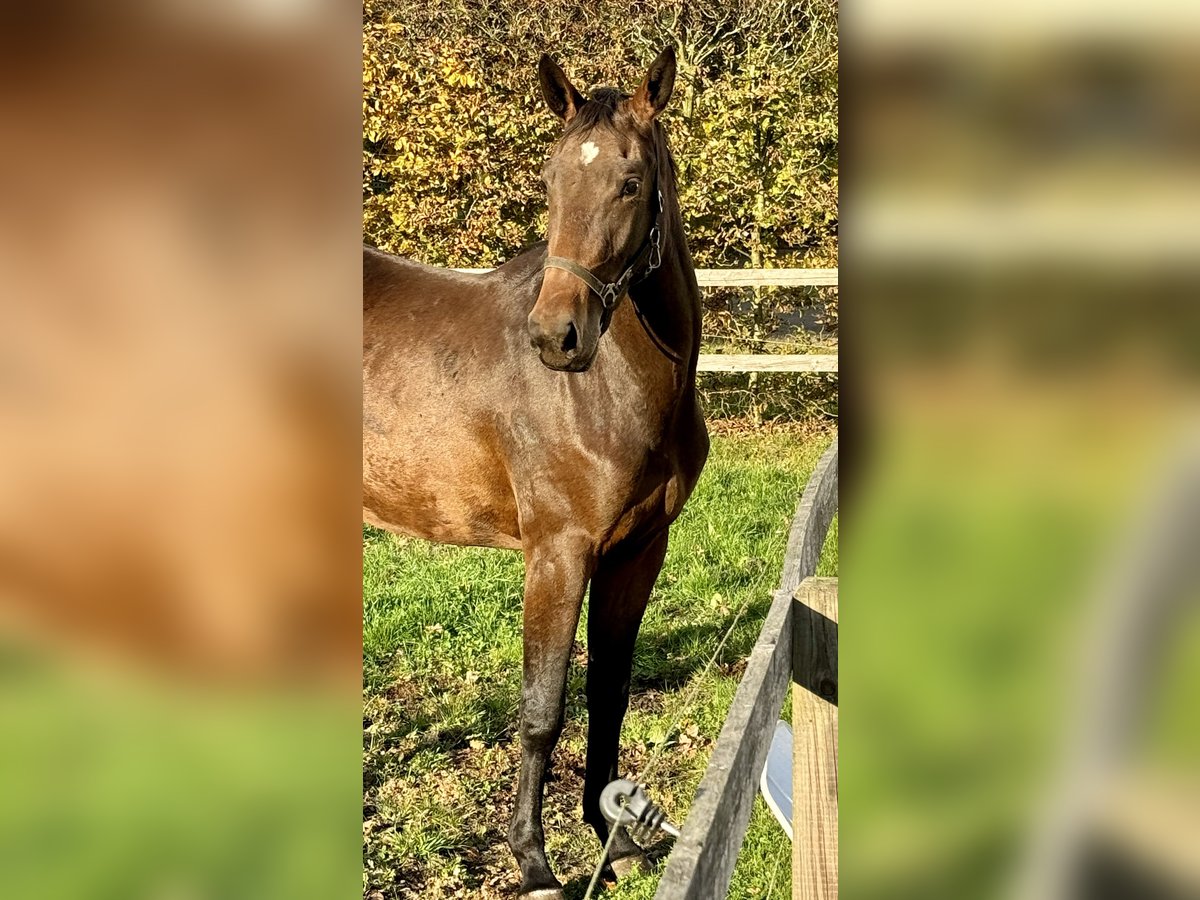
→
(561, 322, 578, 353)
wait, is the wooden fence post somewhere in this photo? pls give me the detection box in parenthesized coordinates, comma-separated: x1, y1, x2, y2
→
(653, 440, 837, 900)
(792, 577, 838, 900)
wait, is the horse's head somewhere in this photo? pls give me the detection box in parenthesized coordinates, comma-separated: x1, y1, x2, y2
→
(528, 48, 676, 372)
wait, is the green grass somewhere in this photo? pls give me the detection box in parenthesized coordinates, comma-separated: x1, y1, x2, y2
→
(833, 401, 1200, 899)
(363, 424, 838, 898)
(0, 662, 356, 900)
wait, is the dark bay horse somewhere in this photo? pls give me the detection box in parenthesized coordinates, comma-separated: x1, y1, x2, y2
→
(363, 47, 708, 898)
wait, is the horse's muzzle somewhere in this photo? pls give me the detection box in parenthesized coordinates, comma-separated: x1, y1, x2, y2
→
(528, 310, 595, 372)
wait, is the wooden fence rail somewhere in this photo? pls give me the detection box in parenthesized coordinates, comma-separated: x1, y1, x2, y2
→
(696, 354, 838, 374)
(655, 439, 839, 900)
(454, 267, 838, 288)
(453, 267, 840, 374)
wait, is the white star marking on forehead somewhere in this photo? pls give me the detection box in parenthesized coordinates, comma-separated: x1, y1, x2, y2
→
(579, 141, 600, 166)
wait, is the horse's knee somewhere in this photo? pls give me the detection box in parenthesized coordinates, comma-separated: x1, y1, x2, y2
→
(519, 702, 563, 751)
(507, 812, 539, 855)
(586, 665, 632, 704)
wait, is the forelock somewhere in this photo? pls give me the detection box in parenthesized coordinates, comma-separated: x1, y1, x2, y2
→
(561, 87, 626, 137)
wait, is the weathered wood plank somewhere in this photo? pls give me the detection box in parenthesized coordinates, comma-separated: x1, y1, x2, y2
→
(691, 269, 838, 288)
(697, 354, 838, 373)
(452, 267, 839, 287)
(779, 439, 839, 595)
(654, 442, 839, 900)
(792, 578, 839, 900)
(653, 587, 796, 900)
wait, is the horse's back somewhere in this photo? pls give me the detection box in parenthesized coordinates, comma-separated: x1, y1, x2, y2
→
(363, 244, 543, 315)
(365, 246, 481, 314)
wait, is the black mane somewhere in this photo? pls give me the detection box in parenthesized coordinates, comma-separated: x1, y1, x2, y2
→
(561, 87, 626, 137)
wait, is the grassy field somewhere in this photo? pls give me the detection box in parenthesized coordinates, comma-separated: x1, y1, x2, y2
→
(363, 423, 838, 898)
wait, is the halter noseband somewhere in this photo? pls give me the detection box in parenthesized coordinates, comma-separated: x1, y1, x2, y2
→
(543, 188, 665, 332)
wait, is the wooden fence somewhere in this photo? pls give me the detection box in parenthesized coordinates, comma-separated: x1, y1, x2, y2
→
(655, 439, 839, 900)
(453, 267, 839, 373)
(454, 267, 836, 288)
(693, 269, 837, 374)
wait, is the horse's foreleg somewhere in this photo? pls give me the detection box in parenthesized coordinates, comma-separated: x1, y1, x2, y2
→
(582, 529, 669, 877)
(508, 536, 591, 899)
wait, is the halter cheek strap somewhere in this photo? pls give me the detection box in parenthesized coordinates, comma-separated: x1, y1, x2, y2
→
(542, 256, 619, 306)
(543, 189, 665, 332)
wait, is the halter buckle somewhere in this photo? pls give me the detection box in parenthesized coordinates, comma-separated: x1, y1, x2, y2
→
(648, 190, 665, 272)
(647, 226, 662, 272)
(599, 282, 620, 309)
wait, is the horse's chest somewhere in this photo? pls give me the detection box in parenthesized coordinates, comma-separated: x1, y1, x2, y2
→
(508, 391, 707, 549)
(593, 454, 693, 549)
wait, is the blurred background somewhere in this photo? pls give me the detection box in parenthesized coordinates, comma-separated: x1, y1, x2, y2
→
(0, 3, 361, 898)
(4, 0, 1199, 897)
(843, 0, 1200, 897)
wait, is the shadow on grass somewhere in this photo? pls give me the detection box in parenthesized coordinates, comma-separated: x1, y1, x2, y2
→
(629, 592, 774, 694)
(559, 835, 676, 900)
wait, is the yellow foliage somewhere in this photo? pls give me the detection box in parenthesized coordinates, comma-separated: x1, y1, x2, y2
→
(362, 0, 838, 280)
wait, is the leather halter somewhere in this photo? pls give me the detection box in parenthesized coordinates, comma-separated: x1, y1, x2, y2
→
(543, 188, 664, 336)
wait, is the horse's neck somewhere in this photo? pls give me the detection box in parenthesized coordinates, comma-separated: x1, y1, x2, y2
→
(620, 194, 701, 382)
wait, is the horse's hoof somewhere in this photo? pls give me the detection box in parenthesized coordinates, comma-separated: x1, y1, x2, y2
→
(519, 890, 565, 900)
(609, 851, 650, 880)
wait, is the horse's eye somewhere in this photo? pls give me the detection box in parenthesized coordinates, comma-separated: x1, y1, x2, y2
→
(622, 178, 641, 197)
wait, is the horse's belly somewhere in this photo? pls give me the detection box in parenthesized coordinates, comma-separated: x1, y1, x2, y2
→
(363, 505, 521, 551)
(362, 432, 522, 551)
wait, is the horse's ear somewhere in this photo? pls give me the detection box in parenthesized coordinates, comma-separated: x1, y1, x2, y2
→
(539, 54, 585, 122)
(631, 46, 676, 123)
